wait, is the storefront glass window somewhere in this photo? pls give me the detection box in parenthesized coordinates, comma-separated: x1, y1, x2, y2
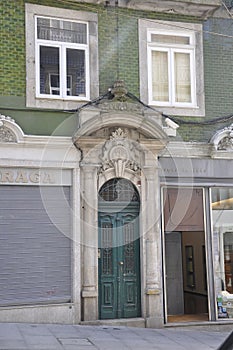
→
(211, 187, 233, 319)
(163, 187, 208, 322)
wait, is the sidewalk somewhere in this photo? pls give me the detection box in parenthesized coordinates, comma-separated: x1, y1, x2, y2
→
(0, 323, 232, 350)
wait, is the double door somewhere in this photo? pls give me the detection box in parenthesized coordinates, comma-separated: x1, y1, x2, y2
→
(98, 206, 141, 319)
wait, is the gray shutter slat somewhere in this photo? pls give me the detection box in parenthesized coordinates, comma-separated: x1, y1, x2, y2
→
(0, 186, 71, 306)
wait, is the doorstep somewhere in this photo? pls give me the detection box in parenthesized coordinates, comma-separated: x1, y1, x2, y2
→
(80, 317, 146, 328)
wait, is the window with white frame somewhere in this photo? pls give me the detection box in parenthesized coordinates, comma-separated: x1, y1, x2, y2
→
(139, 20, 205, 117)
(148, 31, 195, 107)
(25, 4, 98, 110)
(36, 16, 88, 99)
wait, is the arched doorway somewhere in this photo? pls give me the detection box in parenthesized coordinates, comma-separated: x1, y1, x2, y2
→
(98, 178, 141, 319)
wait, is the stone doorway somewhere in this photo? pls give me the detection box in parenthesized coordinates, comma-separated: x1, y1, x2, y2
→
(98, 178, 141, 319)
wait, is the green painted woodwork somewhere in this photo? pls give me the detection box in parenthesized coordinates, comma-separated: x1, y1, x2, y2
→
(98, 203, 141, 319)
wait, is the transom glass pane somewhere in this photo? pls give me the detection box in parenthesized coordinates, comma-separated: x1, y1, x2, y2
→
(151, 34, 190, 45)
(37, 17, 87, 44)
(152, 51, 169, 102)
(174, 52, 191, 103)
(99, 178, 139, 202)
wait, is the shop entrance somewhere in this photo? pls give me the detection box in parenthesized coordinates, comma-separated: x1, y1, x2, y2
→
(98, 178, 141, 319)
(163, 187, 209, 322)
(165, 231, 208, 322)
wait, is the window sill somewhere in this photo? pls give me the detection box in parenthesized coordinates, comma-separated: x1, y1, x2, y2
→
(27, 97, 89, 110)
(149, 104, 205, 117)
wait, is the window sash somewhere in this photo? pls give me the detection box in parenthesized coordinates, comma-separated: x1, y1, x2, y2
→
(36, 43, 88, 99)
(35, 16, 89, 100)
(148, 46, 195, 106)
(174, 51, 192, 103)
(151, 49, 169, 102)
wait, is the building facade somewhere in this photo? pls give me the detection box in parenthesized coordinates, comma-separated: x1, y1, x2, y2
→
(0, 0, 233, 327)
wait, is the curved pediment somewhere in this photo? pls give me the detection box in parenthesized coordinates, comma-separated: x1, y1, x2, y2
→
(73, 111, 168, 141)
(73, 81, 176, 142)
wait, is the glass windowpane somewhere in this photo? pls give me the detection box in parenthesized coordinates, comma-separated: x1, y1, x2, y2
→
(37, 17, 87, 44)
(99, 178, 140, 203)
(151, 34, 190, 45)
(39, 46, 60, 95)
(66, 49, 85, 97)
(174, 52, 191, 103)
(212, 188, 233, 319)
(152, 51, 169, 102)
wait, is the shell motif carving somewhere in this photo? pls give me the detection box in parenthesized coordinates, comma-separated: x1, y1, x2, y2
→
(100, 128, 141, 177)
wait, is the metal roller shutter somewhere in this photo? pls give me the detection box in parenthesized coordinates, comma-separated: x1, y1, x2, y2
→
(0, 186, 72, 306)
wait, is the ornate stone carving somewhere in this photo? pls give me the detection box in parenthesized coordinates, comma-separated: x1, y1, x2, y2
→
(0, 127, 17, 143)
(0, 114, 17, 143)
(211, 124, 233, 151)
(100, 101, 144, 113)
(218, 136, 233, 151)
(111, 80, 128, 101)
(98, 80, 145, 114)
(100, 128, 142, 177)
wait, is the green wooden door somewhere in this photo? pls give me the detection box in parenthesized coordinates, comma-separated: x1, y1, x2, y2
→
(98, 205, 141, 319)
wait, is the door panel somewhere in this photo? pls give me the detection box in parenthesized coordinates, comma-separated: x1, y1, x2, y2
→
(98, 209, 141, 319)
(98, 214, 117, 319)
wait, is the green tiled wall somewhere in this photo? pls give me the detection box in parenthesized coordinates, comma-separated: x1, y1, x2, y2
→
(0, 0, 232, 140)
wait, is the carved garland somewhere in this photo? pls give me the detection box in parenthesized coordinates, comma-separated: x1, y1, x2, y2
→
(100, 128, 142, 177)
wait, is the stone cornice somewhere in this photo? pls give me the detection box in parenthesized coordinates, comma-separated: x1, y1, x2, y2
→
(159, 141, 214, 158)
(160, 140, 233, 159)
(74, 0, 221, 18)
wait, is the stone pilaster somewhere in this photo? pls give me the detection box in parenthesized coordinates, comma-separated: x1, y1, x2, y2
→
(81, 164, 98, 321)
(143, 159, 164, 328)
